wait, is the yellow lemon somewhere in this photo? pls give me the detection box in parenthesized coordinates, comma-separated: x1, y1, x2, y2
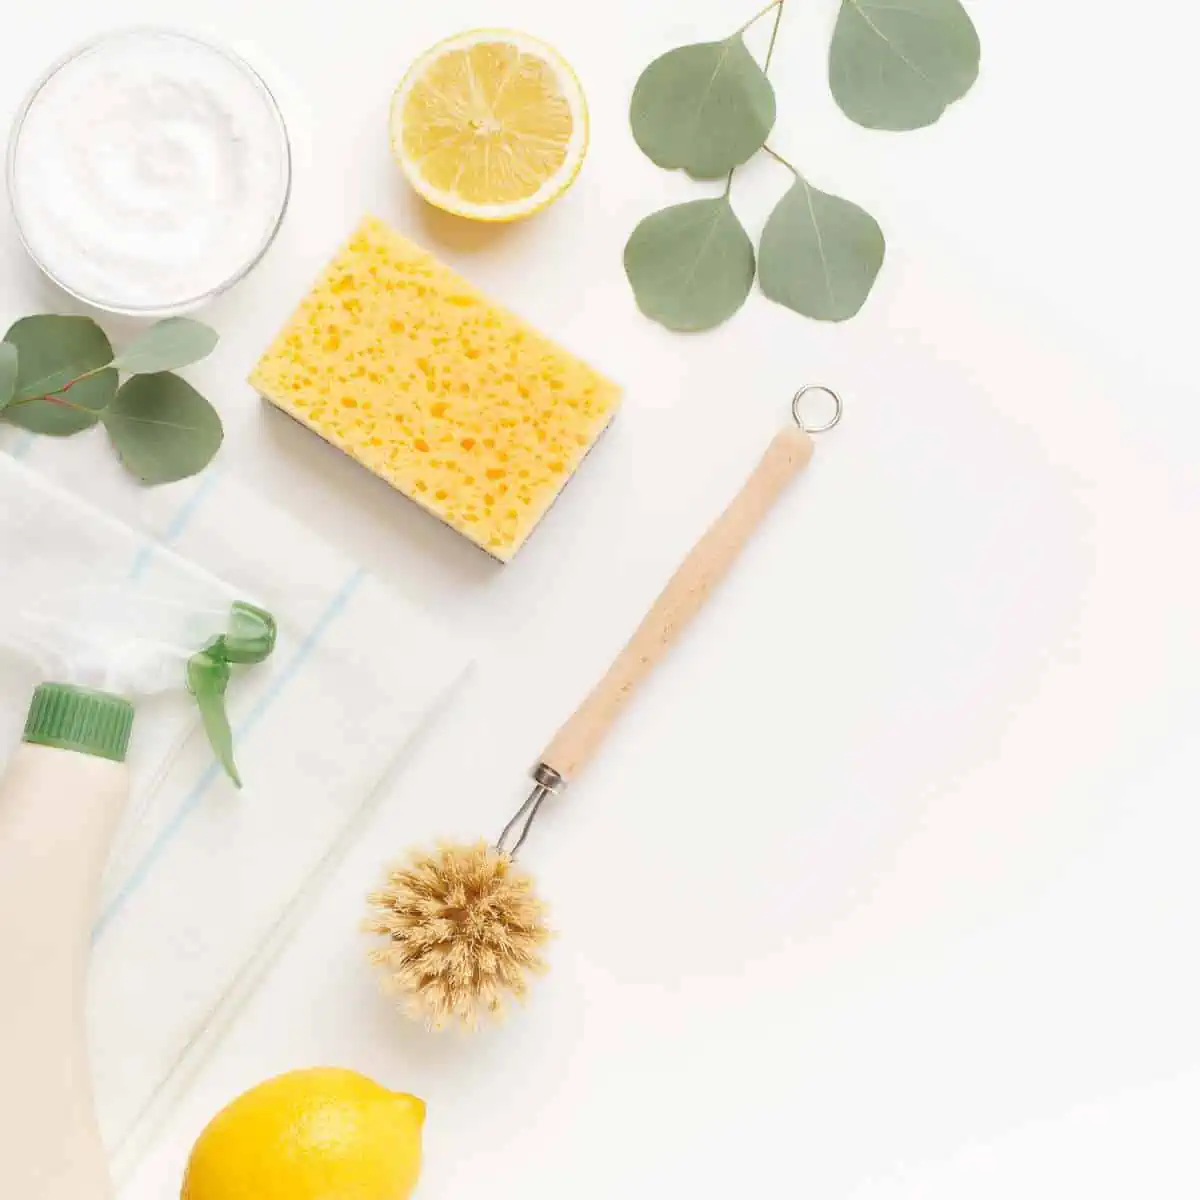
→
(181, 1068, 425, 1200)
(391, 29, 588, 222)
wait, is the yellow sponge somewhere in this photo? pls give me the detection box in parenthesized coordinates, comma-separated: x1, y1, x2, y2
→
(250, 216, 621, 560)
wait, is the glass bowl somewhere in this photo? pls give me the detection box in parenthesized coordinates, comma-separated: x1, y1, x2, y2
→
(6, 28, 292, 318)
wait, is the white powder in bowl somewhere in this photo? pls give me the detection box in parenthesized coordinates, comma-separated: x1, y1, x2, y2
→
(8, 29, 291, 314)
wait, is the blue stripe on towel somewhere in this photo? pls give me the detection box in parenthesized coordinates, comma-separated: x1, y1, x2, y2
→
(93, 566, 367, 941)
(127, 469, 224, 580)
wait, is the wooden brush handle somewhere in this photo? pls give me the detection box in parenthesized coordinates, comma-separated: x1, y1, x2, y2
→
(541, 423, 814, 783)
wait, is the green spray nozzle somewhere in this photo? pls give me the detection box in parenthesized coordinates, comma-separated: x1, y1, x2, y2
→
(186, 602, 277, 788)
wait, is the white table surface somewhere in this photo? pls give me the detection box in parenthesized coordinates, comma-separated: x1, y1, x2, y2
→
(6, 1, 1200, 1196)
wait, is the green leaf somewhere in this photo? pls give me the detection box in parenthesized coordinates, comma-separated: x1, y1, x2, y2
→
(187, 650, 241, 788)
(631, 37, 776, 178)
(111, 317, 219, 375)
(625, 198, 756, 332)
(1, 369, 117, 436)
(3, 315, 114, 402)
(758, 176, 885, 322)
(1, 315, 117, 435)
(0, 344, 17, 412)
(830, 0, 980, 131)
(102, 373, 224, 485)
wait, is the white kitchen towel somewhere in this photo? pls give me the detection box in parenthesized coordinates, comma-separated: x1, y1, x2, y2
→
(0, 434, 470, 1184)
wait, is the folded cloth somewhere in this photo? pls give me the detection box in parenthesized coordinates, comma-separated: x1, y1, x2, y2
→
(0, 433, 469, 1183)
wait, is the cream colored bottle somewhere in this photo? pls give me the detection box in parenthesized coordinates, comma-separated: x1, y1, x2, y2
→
(0, 683, 133, 1200)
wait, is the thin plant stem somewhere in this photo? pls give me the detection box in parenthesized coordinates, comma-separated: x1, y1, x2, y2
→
(72, 363, 110, 384)
(763, 0, 786, 69)
(6, 372, 102, 415)
(737, 0, 783, 36)
(763, 145, 800, 177)
(726, 0, 789, 203)
(8, 393, 96, 415)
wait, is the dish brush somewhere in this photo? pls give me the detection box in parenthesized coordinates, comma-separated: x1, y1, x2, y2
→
(366, 387, 841, 1028)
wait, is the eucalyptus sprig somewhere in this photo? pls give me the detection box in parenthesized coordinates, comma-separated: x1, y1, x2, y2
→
(626, 0, 981, 331)
(0, 315, 224, 484)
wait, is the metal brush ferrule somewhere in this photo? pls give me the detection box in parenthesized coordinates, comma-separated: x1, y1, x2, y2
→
(495, 763, 566, 859)
(530, 762, 565, 795)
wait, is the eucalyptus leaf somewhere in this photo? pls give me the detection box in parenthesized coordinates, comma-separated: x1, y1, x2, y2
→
(102, 373, 224, 485)
(0, 343, 17, 412)
(111, 317, 219, 375)
(625, 197, 756, 332)
(187, 650, 240, 788)
(830, 0, 980, 131)
(631, 36, 776, 178)
(759, 176, 885, 321)
(3, 315, 114, 402)
(1, 369, 117, 437)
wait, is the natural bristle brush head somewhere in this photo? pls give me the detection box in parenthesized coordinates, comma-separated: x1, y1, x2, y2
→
(365, 841, 551, 1030)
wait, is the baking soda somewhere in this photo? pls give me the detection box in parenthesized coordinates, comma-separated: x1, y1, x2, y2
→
(9, 30, 290, 313)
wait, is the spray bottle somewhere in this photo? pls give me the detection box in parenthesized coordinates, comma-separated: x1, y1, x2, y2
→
(0, 590, 275, 1199)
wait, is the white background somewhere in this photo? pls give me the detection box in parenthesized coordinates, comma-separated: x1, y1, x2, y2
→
(6, 1, 1200, 1197)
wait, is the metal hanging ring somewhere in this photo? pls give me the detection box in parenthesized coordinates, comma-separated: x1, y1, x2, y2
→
(791, 385, 843, 434)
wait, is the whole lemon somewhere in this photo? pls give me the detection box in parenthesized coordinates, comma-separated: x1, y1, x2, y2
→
(181, 1068, 425, 1200)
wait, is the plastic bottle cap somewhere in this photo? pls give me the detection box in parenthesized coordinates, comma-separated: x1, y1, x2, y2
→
(23, 683, 134, 763)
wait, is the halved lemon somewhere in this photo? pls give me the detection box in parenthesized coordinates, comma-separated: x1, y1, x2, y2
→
(390, 30, 588, 222)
